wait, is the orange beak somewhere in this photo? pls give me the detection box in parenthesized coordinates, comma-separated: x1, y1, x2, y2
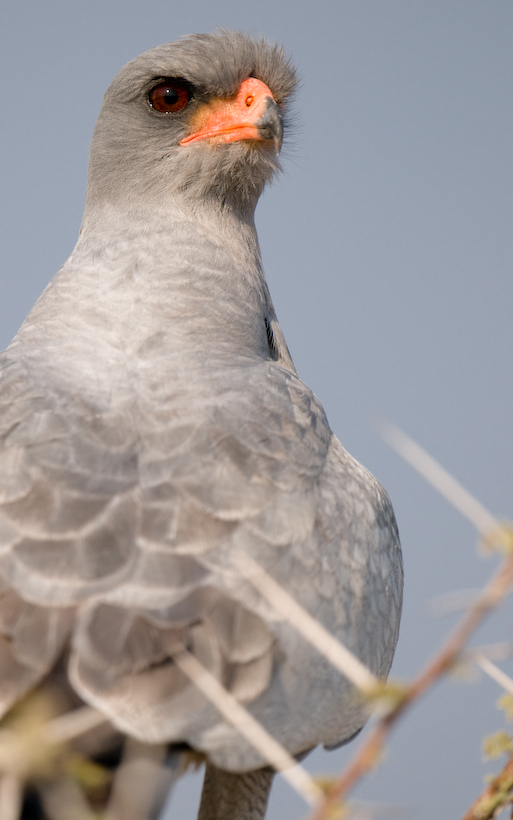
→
(180, 78, 283, 153)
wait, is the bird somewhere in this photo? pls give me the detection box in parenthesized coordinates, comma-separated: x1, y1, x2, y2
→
(0, 30, 403, 820)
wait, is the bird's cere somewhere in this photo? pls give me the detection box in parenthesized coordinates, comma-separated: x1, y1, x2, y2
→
(180, 77, 283, 152)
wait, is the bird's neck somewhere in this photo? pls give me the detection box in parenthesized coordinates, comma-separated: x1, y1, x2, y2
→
(12, 200, 276, 398)
(79, 198, 262, 272)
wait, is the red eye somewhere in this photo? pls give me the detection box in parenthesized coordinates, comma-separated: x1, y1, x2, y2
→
(149, 79, 191, 113)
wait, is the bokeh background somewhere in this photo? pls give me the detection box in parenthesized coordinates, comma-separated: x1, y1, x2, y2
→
(1, 2, 512, 818)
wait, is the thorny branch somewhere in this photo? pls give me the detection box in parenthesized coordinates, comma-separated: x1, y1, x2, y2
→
(306, 549, 513, 820)
(304, 426, 513, 820)
(460, 752, 513, 820)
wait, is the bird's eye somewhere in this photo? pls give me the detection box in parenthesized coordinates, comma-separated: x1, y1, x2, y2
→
(149, 79, 191, 113)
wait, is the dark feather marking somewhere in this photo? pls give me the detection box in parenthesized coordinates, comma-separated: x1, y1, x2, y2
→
(264, 317, 279, 360)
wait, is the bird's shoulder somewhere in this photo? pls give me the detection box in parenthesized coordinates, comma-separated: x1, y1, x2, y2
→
(0, 352, 332, 602)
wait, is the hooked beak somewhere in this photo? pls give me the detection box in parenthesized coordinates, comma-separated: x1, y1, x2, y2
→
(180, 77, 283, 153)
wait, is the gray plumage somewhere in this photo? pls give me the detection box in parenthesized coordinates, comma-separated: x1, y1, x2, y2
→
(0, 30, 402, 818)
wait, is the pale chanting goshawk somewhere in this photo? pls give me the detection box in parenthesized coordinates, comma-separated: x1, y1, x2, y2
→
(0, 31, 403, 820)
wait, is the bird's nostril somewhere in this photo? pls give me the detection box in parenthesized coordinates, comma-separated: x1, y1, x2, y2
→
(245, 94, 254, 107)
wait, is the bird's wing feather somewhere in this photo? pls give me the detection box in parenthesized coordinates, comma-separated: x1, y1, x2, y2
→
(0, 352, 401, 763)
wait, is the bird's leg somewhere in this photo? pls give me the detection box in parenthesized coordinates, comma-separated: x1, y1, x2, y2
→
(197, 762, 274, 820)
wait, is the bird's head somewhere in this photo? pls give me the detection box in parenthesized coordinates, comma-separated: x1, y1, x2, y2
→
(84, 31, 297, 219)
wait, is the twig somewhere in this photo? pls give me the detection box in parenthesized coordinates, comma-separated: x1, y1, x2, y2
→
(0, 775, 22, 820)
(105, 739, 170, 820)
(43, 706, 107, 745)
(380, 422, 498, 536)
(460, 752, 513, 820)
(428, 588, 485, 617)
(473, 655, 513, 696)
(305, 543, 513, 820)
(344, 800, 410, 819)
(232, 551, 378, 692)
(38, 778, 98, 820)
(468, 643, 513, 663)
(173, 646, 324, 806)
